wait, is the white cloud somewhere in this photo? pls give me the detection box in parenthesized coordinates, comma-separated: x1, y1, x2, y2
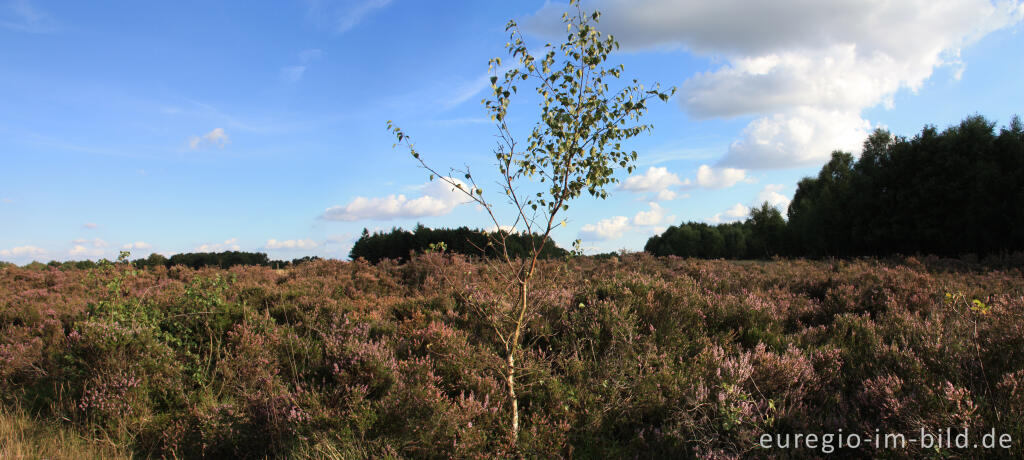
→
(266, 238, 319, 250)
(122, 242, 152, 250)
(82, 222, 98, 229)
(188, 128, 229, 149)
(195, 238, 241, 252)
(619, 166, 687, 200)
(707, 203, 750, 224)
(576, 203, 671, 242)
(72, 238, 108, 248)
(681, 46, 906, 119)
(655, 190, 677, 201)
(532, 0, 1022, 54)
(633, 202, 666, 226)
(1, 198, 12, 203)
(69, 245, 104, 258)
(755, 184, 792, 210)
(693, 164, 754, 188)
(485, 224, 517, 233)
(66, 238, 109, 258)
(525, 0, 1024, 169)
(0, 245, 46, 258)
(721, 107, 872, 169)
(579, 216, 631, 241)
(321, 178, 473, 221)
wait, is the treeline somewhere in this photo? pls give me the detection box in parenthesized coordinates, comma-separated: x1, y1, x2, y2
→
(34, 251, 320, 271)
(644, 203, 787, 259)
(349, 224, 569, 263)
(647, 114, 1024, 258)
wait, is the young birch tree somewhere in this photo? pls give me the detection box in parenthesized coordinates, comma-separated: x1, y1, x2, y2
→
(387, 1, 673, 447)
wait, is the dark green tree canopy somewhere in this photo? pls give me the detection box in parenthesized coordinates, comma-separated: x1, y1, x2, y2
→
(647, 114, 1024, 259)
(349, 224, 569, 263)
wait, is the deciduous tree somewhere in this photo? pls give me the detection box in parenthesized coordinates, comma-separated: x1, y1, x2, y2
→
(387, 1, 672, 447)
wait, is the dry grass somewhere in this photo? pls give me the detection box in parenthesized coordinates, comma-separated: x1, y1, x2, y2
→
(0, 405, 129, 460)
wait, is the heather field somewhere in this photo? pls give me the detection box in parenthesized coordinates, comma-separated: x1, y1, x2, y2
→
(2, 255, 1024, 458)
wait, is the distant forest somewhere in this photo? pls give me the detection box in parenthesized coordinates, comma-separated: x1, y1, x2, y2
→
(23, 251, 319, 271)
(349, 225, 569, 263)
(647, 114, 1024, 258)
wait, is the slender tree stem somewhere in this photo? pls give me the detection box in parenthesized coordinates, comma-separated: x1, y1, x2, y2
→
(507, 346, 518, 447)
(508, 278, 529, 448)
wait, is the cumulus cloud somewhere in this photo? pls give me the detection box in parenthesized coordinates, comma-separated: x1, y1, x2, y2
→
(266, 238, 319, 250)
(82, 222, 98, 229)
(619, 166, 688, 200)
(632, 202, 666, 226)
(122, 242, 152, 250)
(188, 128, 229, 149)
(692, 164, 754, 188)
(69, 245, 104, 257)
(755, 184, 792, 210)
(578, 203, 672, 242)
(66, 238, 108, 258)
(321, 178, 473, 221)
(698, 186, 792, 224)
(525, 0, 1024, 169)
(707, 203, 751, 224)
(579, 216, 631, 241)
(721, 107, 872, 169)
(0, 245, 46, 258)
(195, 238, 240, 252)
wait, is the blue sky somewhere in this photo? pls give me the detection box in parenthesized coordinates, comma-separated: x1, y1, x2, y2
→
(2, 0, 1023, 263)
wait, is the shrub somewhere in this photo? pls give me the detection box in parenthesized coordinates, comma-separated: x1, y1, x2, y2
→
(0, 256, 1021, 457)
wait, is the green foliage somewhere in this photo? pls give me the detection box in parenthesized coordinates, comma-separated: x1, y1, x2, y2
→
(483, 7, 673, 210)
(646, 114, 1024, 259)
(167, 251, 271, 270)
(787, 114, 1024, 257)
(349, 224, 569, 263)
(387, 2, 672, 447)
(644, 204, 786, 259)
(131, 253, 167, 269)
(43, 252, 316, 272)
(387, 2, 672, 256)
